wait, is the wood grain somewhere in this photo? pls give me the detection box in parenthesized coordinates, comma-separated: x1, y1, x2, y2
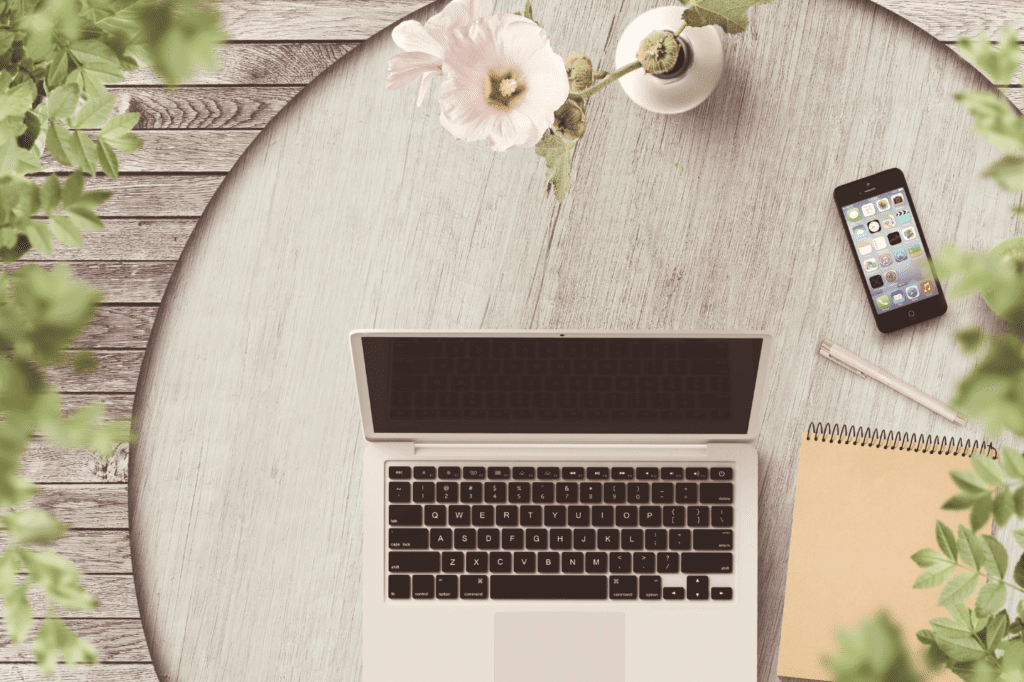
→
(126, 0, 1024, 681)
(46, 176, 222, 217)
(24, 576, 140, 619)
(0, 665, 157, 681)
(0, 621, 147, 662)
(26, 485, 128, 529)
(75, 307, 157, 350)
(22, 441, 129, 484)
(59, 395, 135, 421)
(45, 351, 143, 394)
(19, 219, 193, 261)
(1, 532, 130, 573)
(9, 263, 173, 304)
(40, 132, 257, 174)
(109, 87, 303, 129)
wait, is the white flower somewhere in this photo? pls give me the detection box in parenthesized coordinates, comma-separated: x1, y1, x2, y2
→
(386, 0, 494, 106)
(438, 13, 570, 152)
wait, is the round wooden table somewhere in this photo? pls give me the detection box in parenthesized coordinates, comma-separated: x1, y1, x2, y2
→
(128, 0, 1019, 679)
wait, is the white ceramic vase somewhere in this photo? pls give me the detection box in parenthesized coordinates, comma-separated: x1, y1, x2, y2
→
(615, 6, 725, 114)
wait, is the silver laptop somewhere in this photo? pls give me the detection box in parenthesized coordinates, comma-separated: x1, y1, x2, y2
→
(352, 331, 773, 681)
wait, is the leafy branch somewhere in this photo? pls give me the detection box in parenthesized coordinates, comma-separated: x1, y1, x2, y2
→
(1, 0, 226, 673)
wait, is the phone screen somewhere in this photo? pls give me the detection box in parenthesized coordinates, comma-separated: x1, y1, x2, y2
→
(839, 187, 939, 314)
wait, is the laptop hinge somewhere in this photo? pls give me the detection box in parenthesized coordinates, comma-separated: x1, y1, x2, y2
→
(411, 442, 710, 458)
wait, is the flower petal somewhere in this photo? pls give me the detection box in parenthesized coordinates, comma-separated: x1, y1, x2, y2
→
(416, 69, 441, 106)
(392, 20, 443, 57)
(386, 51, 441, 90)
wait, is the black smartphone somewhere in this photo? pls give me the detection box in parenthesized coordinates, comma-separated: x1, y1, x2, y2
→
(833, 168, 947, 333)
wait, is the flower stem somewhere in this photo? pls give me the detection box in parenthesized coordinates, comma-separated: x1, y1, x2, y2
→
(577, 60, 643, 99)
(674, 20, 687, 36)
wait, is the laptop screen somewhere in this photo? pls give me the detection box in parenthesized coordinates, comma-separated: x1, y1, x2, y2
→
(360, 336, 763, 435)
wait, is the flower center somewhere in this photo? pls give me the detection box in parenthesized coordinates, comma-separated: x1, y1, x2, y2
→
(485, 68, 527, 111)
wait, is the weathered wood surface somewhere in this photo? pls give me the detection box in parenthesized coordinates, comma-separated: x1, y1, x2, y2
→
(0, 621, 147, 662)
(122, 1, 1024, 682)
(6, 0, 1017, 680)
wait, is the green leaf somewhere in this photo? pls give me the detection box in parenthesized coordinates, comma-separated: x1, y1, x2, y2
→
(1015, 557, 1024, 589)
(98, 111, 139, 139)
(915, 563, 956, 589)
(953, 469, 990, 493)
(938, 571, 979, 606)
(72, 92, 116, 129)
(61, 170, 84, 204)
(39, 174, 61, 214)
(984, 611, 1008, 652)
(1015, 486, 1024, 517)
(0, 78, 35, 122)
(824, 612, 924, 682)
(523, 0, 533, 21)
(982, 535, 1009, 578)
(956, 25, 1021, 85)
(937, 520, 958, 561)
(1015, 527, 1024, 548)
(930, 618, 988, 661)
(983, 155, 1024, 193)
(69, 39, 125, 82)
(993, 487, 1014, 526)
(958, 525, 989, 570)
(46, 49, 70, 89)
(101, 129, 141, 153)
(955, 326, 985, 353)
(71, 131, 98, 175)
(1003, 448, 1024, 481)
(681, 0, 774, 34)
(50, 215, 83, 247)
(136, 0, 228, 86)
(971, 494, 994, 532)
(943, 492, 982, 510)
(955, 90, 1024, 153)
(18, 550, 98, 612)
(22, 220, 53, 255)
(0, 476, 37, 508)
(912, 548, 950, 568)
(96, 138, 118, 179)
(3, 584, 31, 645)
(32, 615, 98, 675)
(0, 136, 42, 174)
(2, 508, 67, 545)
(972, 453, 1006, 486)
(45, 83, 80, 121)
(975, 582, 1007, 617)
(45, 122, 74, 167)
(535, 130, 574, 202)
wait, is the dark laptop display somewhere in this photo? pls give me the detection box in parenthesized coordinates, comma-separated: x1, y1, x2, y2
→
(362, 336, 762, 434)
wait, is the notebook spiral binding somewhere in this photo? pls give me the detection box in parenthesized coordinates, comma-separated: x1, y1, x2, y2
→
(806, 422, 998, 458)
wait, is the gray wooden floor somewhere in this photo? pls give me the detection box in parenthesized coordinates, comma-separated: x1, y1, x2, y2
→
(6, 0, 1022, 679)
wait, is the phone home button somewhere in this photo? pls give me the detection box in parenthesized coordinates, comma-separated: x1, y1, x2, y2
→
(908, 310, 915, 318)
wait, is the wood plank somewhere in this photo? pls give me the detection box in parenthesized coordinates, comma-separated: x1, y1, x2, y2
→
(0, 664, 156, 681)
(1004, 86, 1022, 111)
(75, 307, 157, 350)
(6, 263, 174, 304)
(60, 395, 134, 421)
(45, 351, 143, 394)
(0, 620, 147, 662)
(22, 441, 129, 484)
(1, 532, 130, 573)
(23, 576, 140, 619)
(30, 176, 223, 218)
(109, 86, 302, 129)
(41, 132, 256, 174)
(26, 485, 128, 529)
(121, 42, 355, 85)
(19, 219, 193, 261)
(215, 0, 430, 41)
(879, 0, 1024, 42)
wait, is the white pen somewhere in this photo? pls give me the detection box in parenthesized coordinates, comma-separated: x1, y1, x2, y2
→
(819, 339, 966, 426)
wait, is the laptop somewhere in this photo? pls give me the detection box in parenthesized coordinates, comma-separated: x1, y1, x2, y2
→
(352, 330, 773, 681)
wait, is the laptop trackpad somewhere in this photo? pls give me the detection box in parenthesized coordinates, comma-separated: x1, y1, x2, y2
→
(494, 612, 625, 682)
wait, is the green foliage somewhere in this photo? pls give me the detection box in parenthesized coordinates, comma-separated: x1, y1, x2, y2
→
(535, 129, 574, 202)
(829, 452, 1024, 681)
(0, 0, 225, 673)
(956, 25, 1021, 85)
(680, 0, 775, 35)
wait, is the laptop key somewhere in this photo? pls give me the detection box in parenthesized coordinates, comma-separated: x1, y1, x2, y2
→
(454, 529, 476, 550)
(664, 587, 685, 599)
(466, 552, 487, 572)
(389, 466, 411, 480)
(514, 552, 537, 573)
(669, 529, 692, 550)
(460, 575, 488, 599)
(502, 529, 524, 550)
(604, 482, 625, 503)
(544, 505, 566, 527)
(585, 552, 607, 573)
(711, 587, 733, 600)
(442, 551, 464, 573)
(462, 466, 485, 479)
(681, 552, 732, 573)
(389, 528, 428, 549)
(490, 552, 512, 573)
(448, 505, 470, 526)
(557, 482, 578, 503)
(700, 482, 733, 504)
(509, 483, 531, 503)
(639, 576, 662, 599)
(436, 482, 458, 503)
(538, 552, 559, 572)
(580, 483, 602, 503)
(657, 552, 679, 573)
(413, 482, 434, 503)
(628, 483, 649, 504)
(637, 467, 659, 480)
(587, 467, 609, 480)
(615, 506, 638, 527)
(593, 506, 614, 526)
(633, 553, 655, 573)
(520, 506, 542, 526)
(430, 529, 452, 550)
(694, 529, 733, 550)
(597, 529, 619, 550)
(573, 529, 596, 549)
(424, 505, 446, 526)
(435, 575, 457, 599)
(712, 506, 733, 527)
(639, 506, 661, 527)
(688, 506, 709, 527)
(612, 467, 634, 480)
(621, 529, 643, 550)
(687, 575, 709, 599)
(686, 467, 709, 480)
(652, 483, 673, 503)
(389, 505, 422, 526)
(645, 529, 667, 550)
(610, 552, 631, 573)
(525, 529, 547, 550)
(660, 467, 684, 480)
(537, 466, 560, 479)
(388, 551, 440, 573)
(710, 467, 733, 480)
(413, 467, 436, 480)
(485, 482, 506, 503)
(676, 482, 697, 503)
(532, 482, 554, 503)
(438, 466, 460, 480)
(388, 482, 411, 503)
(488, 467, 511, 480)
(609, 575, 637, 599)
(568, 506, 590, 526)
(496, 505, 518, 526)
(550, 530, 571, 550)
(561, 552, 584, 573)
(478, 530, 500, 550)
(472, 505, 494, 526)
(460, 482, 482, 503)
(562, 467, 584, 479)
(664, 506, 686, 527)
(513, 467, 536, 480)
(491, 575, 606, 599)
(389, 575, 410, 599)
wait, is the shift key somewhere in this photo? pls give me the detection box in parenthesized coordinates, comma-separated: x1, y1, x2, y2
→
(389, 505, 422, 526)
(388, 551, 440, 573)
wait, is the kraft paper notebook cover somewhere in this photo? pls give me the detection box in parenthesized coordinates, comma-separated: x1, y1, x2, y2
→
(778, 425, 997, 682)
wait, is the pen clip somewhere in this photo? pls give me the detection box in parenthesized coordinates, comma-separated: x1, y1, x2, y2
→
(819, 348, 868, 378)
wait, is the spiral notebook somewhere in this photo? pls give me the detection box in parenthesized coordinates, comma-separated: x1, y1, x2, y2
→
(777, 425, 997, 682)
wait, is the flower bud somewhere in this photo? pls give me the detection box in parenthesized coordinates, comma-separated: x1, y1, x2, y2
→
(552, 98, 586, 142)
(638, 30, 681, 75)
(565, 51, 593, 93)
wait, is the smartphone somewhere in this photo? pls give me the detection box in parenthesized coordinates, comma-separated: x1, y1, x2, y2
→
(833, 168, 947, 333)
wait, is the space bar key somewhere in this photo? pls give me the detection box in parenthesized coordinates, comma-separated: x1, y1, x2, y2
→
(491, 575, 607, 599)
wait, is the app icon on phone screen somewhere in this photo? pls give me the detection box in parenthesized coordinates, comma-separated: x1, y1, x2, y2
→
(908, 245, 924, 258)
(872, 237, 886, 250)
(879, 253, 893, 267)
(864, 259, 878, 271)
(876, 295, 890, 309)
(853, 226, 866, 237)
(862, 203, 876, 217)
(906, 285, 920, 299)
(867, 220, 881, 233)
(921, 281, 935, 294)
(892, 193, 905, 206)
(877, 199, 890, 211)
(847, 208, 861, 221)
(882, 216, 896, 229)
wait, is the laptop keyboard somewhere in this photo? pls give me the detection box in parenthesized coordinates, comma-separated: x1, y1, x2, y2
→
(386, 463, 735, 601)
